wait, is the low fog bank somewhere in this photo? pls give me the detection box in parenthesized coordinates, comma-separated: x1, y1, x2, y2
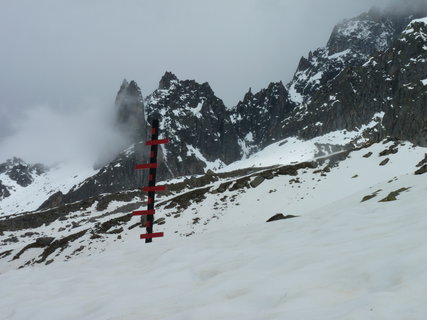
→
(0, 98, 132, 168)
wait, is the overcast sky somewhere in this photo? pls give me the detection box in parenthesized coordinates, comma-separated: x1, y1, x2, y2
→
(0, 0, 405, 164)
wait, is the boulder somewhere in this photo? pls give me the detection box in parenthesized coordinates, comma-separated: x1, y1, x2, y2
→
(266, 213, 298, 222)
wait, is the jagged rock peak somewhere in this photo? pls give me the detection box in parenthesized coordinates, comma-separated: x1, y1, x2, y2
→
(243, 88, 253, 100)
(116, 79, 143, 105)
(266, 81, 286, 92)
(114, 79, 146, 145)
(128, 80, 142, 92)
(159, 71, 179, 90)
(287, 7, 426, 105)
(119, 78, 129, 90)
(232, 81, 293, 155)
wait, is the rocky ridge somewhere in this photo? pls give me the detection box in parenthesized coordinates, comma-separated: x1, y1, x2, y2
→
(281, 17, 427, 144)
(287, 8, 425, 105)
(229, 9, 427, 153)
(145, 71, 241, 172)
(39, 72, 243, 210)
(5, 8, 427, 212)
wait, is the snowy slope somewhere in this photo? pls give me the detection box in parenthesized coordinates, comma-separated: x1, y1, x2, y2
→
(2, 185, 426, 320)
(221, 125, 379, 171)
(0, 161, 98, 216)
(1, 139, 426, 319)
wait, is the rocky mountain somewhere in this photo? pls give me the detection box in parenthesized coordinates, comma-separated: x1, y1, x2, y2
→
(5, 7, 427, 214)
(39, 72, 242, 209)
(145, 71, 241, 174)
(2, 5, 427, 318)
(382, 18, 427, 145)
(229, 8, 427, 157)
(0, 158, 97, 216)
(0, 158, 46, 201)
(287, 7, 427, 106)
(233, 8, 427, 153)
(281, 16, 427, 146)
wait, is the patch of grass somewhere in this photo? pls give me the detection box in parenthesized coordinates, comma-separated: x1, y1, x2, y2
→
(378, 187, 410, 202)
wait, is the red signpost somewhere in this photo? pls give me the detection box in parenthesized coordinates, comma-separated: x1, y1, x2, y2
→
(133, 119, 169, 243)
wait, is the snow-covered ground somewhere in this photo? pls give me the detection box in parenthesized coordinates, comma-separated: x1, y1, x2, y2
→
(221, 124, 381, 171)
(1, 140, 426, 319)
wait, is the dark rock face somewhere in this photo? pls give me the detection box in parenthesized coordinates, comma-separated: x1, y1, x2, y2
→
(35, 237, 55, 246)
(8, 164, 34, 187)
(38, 191, 64, 211)
(232, 82, 294, 154)
(145, 71, 241, 176)
(0, 181, 10, 200)
(327, 9, 395, 56)
(415, 164, 427, 175)
(158, 71, 178, 90)
(287, 9, 425, 105)
(380, 20, 427, 145)
(231, 8, 427, 156)
(279, 16, 427, 146)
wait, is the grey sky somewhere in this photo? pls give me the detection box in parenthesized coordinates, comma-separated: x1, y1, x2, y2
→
(0, 0, 408, 164)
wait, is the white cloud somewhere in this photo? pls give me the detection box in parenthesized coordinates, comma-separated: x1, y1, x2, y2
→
(0, 99, 128, 166)
(0, 0, 414, 164)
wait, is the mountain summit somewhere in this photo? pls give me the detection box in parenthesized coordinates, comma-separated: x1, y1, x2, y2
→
(158, 71, 179, 90)
(115, 79, 147, 144)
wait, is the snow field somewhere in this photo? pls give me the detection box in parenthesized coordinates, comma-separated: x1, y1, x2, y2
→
(1, 173, 426, 319)
(1, 140, 427, 319)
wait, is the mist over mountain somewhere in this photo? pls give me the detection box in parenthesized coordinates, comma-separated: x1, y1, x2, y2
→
(386, 0, 427, 14)
(0, 0, 411, 167)
(21, 3, 423, 212)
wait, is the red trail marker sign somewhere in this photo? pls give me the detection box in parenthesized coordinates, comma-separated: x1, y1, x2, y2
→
(133, 119, 169, 243)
